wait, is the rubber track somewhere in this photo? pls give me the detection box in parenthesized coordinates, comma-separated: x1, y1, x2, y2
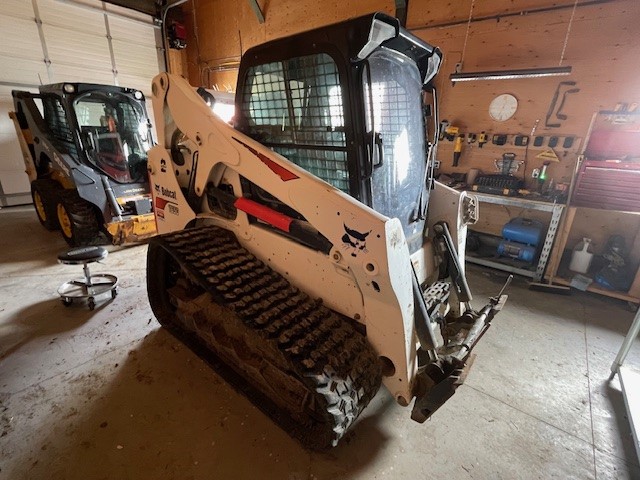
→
(59, 189, 100, 246)
(149, 226, 382, 449)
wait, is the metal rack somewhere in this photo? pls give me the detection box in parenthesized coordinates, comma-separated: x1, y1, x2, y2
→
(466, 193, 565, 282)
(610, 306, 640, 463)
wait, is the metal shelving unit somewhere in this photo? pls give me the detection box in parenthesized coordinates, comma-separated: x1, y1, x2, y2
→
(466, 192, 565, 282)
(610, 306, 640, 463)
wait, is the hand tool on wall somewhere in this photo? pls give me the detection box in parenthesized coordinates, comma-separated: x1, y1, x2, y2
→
(478, 131, 487, 148)
(514, 135, 529, 146)
(438, 119, 450, 140)
(500, 152, 517, 175)
(453, 133, 464, 166)
(537, 161, 551, 192)
(523, 119, 539, 185)
(545, 81, 577, 127)
(492, 134, 507, 146)
(556, 88, 580, 120)
(440, 122, 460, 142)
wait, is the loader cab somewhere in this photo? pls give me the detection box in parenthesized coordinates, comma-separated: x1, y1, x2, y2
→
(71, 88, 152, 184)
(35, 83, 153, 185)
(235, 13, 442, 252)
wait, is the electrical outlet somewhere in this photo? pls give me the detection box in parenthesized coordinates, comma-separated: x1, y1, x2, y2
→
(532, 168, 540, 179)
(433, 160, 441, 169)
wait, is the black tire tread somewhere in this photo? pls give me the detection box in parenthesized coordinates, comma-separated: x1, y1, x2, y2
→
(31, 179, 62, 231)
(58, 190, 101, 246)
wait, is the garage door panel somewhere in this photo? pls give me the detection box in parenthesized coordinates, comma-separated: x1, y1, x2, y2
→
(112, 40, 159, 80)
(44, 24, 112, 69)
(3, 0, 36, 20)
(0, 56, 47, 86)
(38, 0, 106, 34)
(54, 64, 114, 85)
(117, 74, 153, 97)
(105, 2, 154, 23)
(108, 16, 156, 45)
(0, 17, 43, 62)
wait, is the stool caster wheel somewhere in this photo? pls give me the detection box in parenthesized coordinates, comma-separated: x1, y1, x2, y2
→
(88, 297, 96, 311)
(62, 298, 72, 307)
(111, 288, 118, 299)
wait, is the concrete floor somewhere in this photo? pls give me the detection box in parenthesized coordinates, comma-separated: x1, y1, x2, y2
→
(1, 205, 640, 480)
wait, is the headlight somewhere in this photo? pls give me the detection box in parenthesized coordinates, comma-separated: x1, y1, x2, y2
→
(63, 84, 75, 93)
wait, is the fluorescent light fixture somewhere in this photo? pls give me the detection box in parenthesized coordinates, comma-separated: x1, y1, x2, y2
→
(450, 66, 572, 82)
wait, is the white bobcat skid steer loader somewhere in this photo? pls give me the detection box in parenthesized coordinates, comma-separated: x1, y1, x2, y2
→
(146, 13, 509, 450)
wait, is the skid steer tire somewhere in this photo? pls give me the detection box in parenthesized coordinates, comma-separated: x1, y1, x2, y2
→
(31, 179, 62, 231)
(56, 190, 101, 246)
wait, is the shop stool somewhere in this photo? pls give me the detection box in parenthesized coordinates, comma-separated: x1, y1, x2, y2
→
(57, 246, 118, 310)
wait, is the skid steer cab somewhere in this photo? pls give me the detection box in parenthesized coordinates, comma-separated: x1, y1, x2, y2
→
(145, 12, 509, 450)
(10, 83, 157, 246)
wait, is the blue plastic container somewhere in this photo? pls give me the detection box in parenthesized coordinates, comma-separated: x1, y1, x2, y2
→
(502, 218, 544, 246)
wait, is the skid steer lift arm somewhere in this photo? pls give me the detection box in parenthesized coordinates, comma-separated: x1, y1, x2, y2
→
(149, 73, 423, 404)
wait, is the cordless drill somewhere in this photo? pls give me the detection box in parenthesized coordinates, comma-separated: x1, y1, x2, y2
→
(453, 133, 464, 166)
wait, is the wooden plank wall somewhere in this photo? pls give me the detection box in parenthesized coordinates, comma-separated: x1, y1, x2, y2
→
(174, 0, 640, 250)
(178, 0, 391, 91)
(413, 0, 640, 191)
(177, 0, 639, 182)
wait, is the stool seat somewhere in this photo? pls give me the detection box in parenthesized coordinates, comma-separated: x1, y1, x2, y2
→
(58, 246, 108, 265)
(57, 246, 117, 310)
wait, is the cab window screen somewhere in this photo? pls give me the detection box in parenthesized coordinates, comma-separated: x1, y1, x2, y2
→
(42, 97, 77, 156)
(241, 53, 349, 192)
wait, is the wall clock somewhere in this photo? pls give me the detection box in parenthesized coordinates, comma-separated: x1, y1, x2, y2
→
(489, 93, 518, 122)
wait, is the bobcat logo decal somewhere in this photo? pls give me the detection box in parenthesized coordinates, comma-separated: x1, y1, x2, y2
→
(342, 224, 371, 257)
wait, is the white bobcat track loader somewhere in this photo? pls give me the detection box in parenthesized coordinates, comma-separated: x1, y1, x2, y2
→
(145, 13, 509, 450)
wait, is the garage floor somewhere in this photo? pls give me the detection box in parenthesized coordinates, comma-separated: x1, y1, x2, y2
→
(1, 205, 639, 480)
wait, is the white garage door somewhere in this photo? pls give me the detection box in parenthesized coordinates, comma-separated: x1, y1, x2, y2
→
(0, 0, 161, 206)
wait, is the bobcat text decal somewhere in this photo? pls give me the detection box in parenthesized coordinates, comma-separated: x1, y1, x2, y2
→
(154, 184, 179, 219)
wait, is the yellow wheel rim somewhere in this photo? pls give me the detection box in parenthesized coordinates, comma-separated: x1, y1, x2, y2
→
(57, 203, 73, 238)
(34, 191, 47, 221)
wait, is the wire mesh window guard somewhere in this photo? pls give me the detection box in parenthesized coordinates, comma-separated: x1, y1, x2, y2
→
(42, 97, 77, 157)
(241, 53, 349, 192)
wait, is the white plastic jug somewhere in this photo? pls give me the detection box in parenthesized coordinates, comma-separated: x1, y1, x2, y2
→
(569, 237, 594, 274)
